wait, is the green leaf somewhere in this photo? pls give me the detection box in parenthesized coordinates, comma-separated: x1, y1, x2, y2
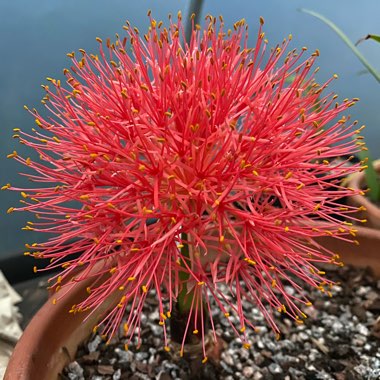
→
(299, 8, 380, 83)
(357, 151, 380, 203)
(356, 34, 380, 46)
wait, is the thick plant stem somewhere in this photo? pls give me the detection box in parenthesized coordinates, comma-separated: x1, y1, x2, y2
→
(185, 0, 204, 43)
(172, 233, 208, 346)
(170, 302, 207, 346)
(177, 234, 193, 314)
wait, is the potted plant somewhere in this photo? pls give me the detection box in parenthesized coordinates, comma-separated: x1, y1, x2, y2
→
(4, 12, 375, 379)
(301, 9, 380, 276)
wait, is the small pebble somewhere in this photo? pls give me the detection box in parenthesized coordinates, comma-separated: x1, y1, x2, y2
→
(268, 362, 283, 375)
(66, 361, 84, 380)
(243, 366, 254, 378)
(87, 335, 102, 353)
(356, 323, 369, 336)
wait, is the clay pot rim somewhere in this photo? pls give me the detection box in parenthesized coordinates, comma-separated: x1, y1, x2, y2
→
(4, 265, 119, 380)
(347, 159, 380, 217)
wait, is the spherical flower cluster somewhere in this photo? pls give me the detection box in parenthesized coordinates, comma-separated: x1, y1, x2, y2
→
(8, 12, 365, 356)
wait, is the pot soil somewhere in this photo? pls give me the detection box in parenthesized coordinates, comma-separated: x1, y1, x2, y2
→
(6, 264, 380, 380)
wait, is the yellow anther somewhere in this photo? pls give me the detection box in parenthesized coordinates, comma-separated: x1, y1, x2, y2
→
(202, 357, 208, 364)
(224, 312, 230, 317)
(245, 258, 257, 266)
(193, 329, 198, 334)
(7, 151, 18, 159)
(164, 346, 170, 352)
(243, 343, 251, 350)
(284, 226, 289, 232)
(117, 296, 126, 308)
(285, 171, 292, 179)
(142, 285, 148, 293)
(240, 326, 246, 333)
(198, 281, 205, 286)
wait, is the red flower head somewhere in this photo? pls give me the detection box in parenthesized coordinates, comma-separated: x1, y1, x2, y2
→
(8, 12, 364, 356)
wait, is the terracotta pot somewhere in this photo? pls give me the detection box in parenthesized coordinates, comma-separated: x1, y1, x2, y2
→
(346, 159, 380, 229)
(6, 225, 380, 379)
(4, 271, 118, 380)
(315, 224, 380, 277)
